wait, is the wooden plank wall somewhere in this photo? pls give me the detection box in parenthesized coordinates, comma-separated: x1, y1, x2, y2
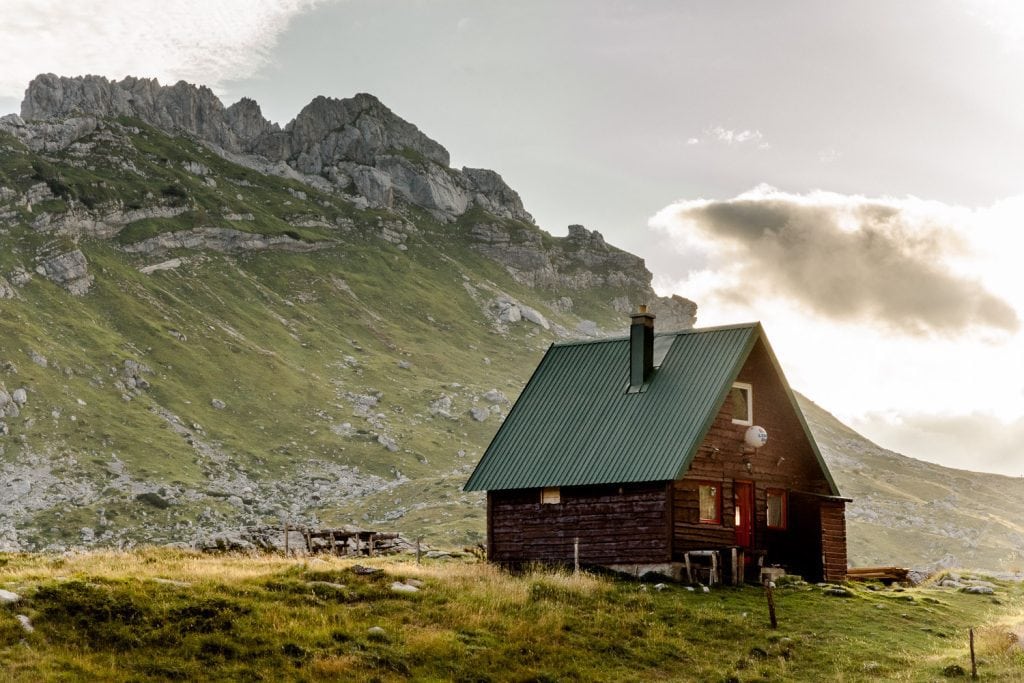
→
(673, 337, 838, 570)
(821, 502, 848, 581)
(488, 482, 670, 565)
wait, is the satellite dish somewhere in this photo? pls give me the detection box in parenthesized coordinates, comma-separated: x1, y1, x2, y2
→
(745, 425, 768, 448)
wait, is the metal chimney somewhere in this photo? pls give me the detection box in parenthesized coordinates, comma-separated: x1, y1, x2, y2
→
(629, 305, 655, 391)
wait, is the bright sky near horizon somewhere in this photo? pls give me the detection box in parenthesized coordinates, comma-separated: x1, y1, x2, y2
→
(2, 0, 1023, 476)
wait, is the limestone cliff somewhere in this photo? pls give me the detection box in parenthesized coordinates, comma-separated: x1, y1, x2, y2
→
(20, 74, 531, 224)
(9, 73, 694, 329)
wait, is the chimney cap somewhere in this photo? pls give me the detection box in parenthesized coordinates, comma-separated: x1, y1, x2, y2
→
(632, 304, 655, 320)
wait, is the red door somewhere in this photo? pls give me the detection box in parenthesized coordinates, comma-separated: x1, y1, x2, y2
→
(734, 481, 754, 548)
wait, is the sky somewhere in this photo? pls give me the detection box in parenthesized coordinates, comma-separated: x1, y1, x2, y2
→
(2, 0, 1023, 476)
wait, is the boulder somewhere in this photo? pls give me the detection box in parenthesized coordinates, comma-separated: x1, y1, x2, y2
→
(429, 395, 454, 419)
(481, 389, 508, 405)
(15, 614, 33, 633)
(390, 581, 419, 593)
(518, 305, 550, 329)
(37, 250, 92, 295)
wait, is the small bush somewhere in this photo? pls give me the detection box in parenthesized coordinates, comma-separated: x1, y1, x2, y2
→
(136, 492, 171, 509)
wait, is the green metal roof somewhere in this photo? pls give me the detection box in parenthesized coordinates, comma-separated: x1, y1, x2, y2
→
(464, 322, 839, 494)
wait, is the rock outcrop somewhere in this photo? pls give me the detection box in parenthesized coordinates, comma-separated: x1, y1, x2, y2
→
(36, 249, 92, 295)
(9, 73, 693, 331)
(120, 227, 336, 256)
(470, 222, 696, 330)
(18, 74, 532, 224)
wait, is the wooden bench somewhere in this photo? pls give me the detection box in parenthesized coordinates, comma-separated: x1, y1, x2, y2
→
(846, 566, 909, 584)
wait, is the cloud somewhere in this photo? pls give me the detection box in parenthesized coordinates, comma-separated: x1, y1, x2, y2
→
(817, 147, 841, 164)
(650, 185, 1020, 336)
(707, 125, 764, 145)
(0, 0, 328, 100)
(686, 125, 770, 149)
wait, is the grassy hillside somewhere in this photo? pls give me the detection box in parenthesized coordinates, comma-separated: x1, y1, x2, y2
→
(800, 395, 1024, 572)
(0, 115, 672, 553)
(1, 550, 1022, 681)
(4, 112, 1024, 575)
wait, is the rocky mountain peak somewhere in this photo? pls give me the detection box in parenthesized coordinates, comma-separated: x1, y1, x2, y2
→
(8, 73, 687, 327)
(18, 74, 528, 223)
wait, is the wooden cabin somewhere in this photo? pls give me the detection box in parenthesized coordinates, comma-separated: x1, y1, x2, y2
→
(464, 312, 849, 583)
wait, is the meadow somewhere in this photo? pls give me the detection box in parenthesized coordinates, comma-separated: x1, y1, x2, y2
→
(1, 549, 1022, 681)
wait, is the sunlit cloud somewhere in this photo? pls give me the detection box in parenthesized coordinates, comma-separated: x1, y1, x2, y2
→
(649, 186, 1024, 476)
(650, 185, 1019, 336)
(0, 0, 330, 100)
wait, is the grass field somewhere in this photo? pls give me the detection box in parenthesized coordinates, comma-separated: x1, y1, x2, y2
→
(1, 549, 1022, 681)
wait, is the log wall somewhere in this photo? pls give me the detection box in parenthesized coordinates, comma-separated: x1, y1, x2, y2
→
(484, 336, 848, 580)
(673, 337, 841, 575)
(488, 482, 670, 565)
(821, 501, 848, 581)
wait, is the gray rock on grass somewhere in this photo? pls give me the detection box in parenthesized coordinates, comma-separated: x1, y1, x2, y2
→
(36, 250, 92, 295)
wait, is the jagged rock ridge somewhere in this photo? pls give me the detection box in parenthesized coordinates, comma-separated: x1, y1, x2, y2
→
(18, 74, 532, 224)
(5, 74, 696, 326)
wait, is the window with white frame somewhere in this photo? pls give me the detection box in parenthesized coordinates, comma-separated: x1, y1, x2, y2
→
(730, 382, 753, 426)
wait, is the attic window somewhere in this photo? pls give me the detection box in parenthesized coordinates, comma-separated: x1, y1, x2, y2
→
(730, 382, 753, 426)
(540, 487, 561, 505)
(767, 489, 787, 529)
(698, 482, 721, 524)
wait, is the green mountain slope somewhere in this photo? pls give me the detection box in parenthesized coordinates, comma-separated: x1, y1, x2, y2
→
(2, 76, 1022, 574)
(799, 394, 1024, 572)
(0, 83, 692, 552)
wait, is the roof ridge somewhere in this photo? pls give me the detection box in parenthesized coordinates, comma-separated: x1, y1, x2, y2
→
(551, 321, 761, 348)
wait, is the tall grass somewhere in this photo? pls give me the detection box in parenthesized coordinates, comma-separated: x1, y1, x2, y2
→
(0, 549, 1022, 681)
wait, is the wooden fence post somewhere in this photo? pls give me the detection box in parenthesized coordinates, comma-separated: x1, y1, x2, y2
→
(765, 582, 778, 629)
(970, 627, 977, 679)
(284, 520, 290, 557)
(573, 537, 580, 574)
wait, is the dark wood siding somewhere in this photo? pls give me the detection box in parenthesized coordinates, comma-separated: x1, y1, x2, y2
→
(672, 337, 842, 579)
(821, 501, 848, 581)
(489, 482, 670, 565)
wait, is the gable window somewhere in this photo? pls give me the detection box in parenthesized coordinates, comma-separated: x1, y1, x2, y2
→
(698, 482, 721, 524)
(730, 382, 753, 426)
(540, 487, 561, 505)
(766, 488, 787, 529)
